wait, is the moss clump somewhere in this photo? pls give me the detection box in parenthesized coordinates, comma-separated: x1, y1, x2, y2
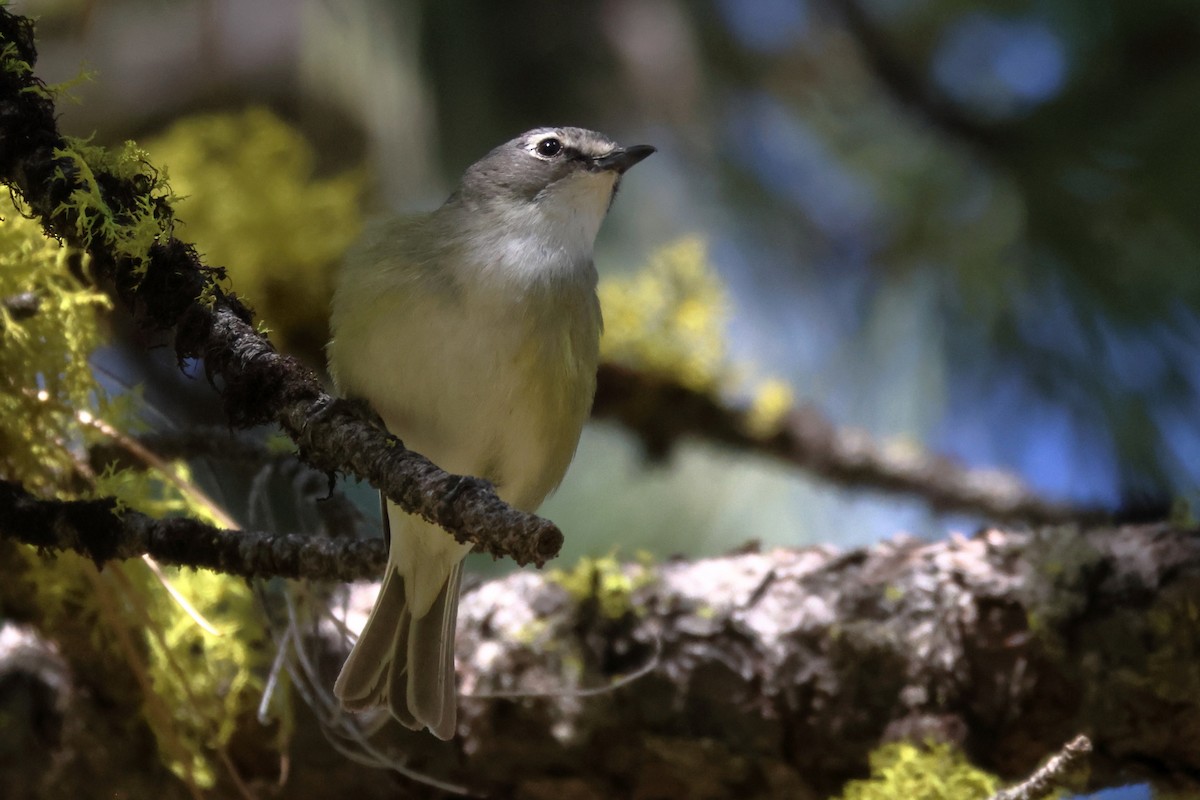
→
(0, 195, 110, 491)
(834, 741, 999, 800)
(0, 185, 285, 789)
(145, 107, 364, 351)
(548, 553, 656, 619)
(51, 138, 176, 280)
(600, 237, 797, 436)
(745, 376, 795, 437)
(600, 237, 728, 392)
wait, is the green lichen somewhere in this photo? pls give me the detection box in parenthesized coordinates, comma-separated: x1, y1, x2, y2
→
(833, 741, 1000, 800)
(548, 553, 657, 619)
(511, 617, 551, 647)
(1021, 527, 1102, 652)
(1, 186, 286, 789)
(1167, 494, 1198, 527)
(0, 194, 110, 491)
(600, 237, 728, 391)
(139, 558, 281, 787)
(600, 237, 798, 435)
(745, 376, 795, 437)
(88, 457, 287, 788)
(145, 107, 364, 350)
(1, 40, 32, 81)
(51, 138, 176, 281)
(92, 457, 224, 528)
(10, 538, 282, 791)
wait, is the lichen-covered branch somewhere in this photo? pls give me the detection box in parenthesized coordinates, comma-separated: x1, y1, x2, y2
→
(989, 735, 1093, 800)
(2, 488, 1193, 796)
(594, 363, 1110, 527)
(287, 523, 1195, 798)
(0, 8, 560, 567)
(0, 478, 384, 581)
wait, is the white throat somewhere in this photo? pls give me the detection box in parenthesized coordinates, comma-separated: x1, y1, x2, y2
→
(464, 171, 616, 284)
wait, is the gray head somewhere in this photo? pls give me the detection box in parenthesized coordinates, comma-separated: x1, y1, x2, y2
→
(452, 126, 655, 216)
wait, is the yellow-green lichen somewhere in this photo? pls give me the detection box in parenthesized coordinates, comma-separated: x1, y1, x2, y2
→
(10, 539, 282, 791)
(833, 741, 1000, 800)
(0, 187, 286, 789)
(91, 457, 228, 529)
(139, 558, 282, 788)
(511, 616, 552, 647)
(0, 41, 37, 90)
(0, 194, 110, 491)
(600, 237, 728, 392)
(51, 138, 176, 280)
(145, 107, 364, 351)
(745, 376, 795, 437)
(1167, 494, 1199, 528)
(548, 553, 657, 619)
(600, 237, 799, 437)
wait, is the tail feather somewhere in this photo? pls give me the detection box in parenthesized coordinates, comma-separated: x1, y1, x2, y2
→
(334, 543, 466, 739)
(334, 569, 406, 710)
(404, 561, 463, 739)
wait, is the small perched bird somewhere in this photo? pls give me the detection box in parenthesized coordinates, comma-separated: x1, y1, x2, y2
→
(327, 127, 654, 739)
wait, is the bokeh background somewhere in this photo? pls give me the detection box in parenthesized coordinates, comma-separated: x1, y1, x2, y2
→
(15, 3, 1198, 796)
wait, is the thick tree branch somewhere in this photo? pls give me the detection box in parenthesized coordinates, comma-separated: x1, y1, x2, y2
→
(297, 523, 1197, 798)
(594, 363, 1110, 526)
(2, 468, 1192, 796)
(0, 8, 560, 567)
(0, 479, 384, 581)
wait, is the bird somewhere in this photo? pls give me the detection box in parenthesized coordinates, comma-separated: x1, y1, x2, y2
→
(327, 126, 654, 739)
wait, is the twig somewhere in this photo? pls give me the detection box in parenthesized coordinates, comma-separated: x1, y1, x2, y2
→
(0, 8, 560, 567)
(0, 478, 385, 582)
(93, 426, 281, 467)
(988, 735, 1093, 800)
(88, 426, 369, 540)
(593, 364, 1110, 527)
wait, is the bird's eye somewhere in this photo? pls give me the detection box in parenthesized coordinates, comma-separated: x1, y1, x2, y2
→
(535, 137, 563, 157)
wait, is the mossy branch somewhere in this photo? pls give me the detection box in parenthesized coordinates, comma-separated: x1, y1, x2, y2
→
(309, 524, 1190, 796)
(0, 478, 384, 581)
(0, 7, 560, 567)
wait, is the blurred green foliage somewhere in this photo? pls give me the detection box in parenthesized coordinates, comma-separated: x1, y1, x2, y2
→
(833, 740, 1001, 800)
(0, 198, 109, 491)
(146, 108, 365, 356)
(0, 189, 283, 791)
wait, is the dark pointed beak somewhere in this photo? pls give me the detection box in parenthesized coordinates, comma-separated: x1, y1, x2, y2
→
(593, 144, 656, 174)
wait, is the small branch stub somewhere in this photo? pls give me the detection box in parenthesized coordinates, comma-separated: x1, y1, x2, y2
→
(988, 735, 1093, 800)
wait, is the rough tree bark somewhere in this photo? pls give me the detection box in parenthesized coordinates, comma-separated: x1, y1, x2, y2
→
(3, 518, 1194, 797)
(274, 522, 1196, 799)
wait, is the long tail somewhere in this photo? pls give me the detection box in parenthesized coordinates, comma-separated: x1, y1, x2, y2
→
(334, 507, 468, 740)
